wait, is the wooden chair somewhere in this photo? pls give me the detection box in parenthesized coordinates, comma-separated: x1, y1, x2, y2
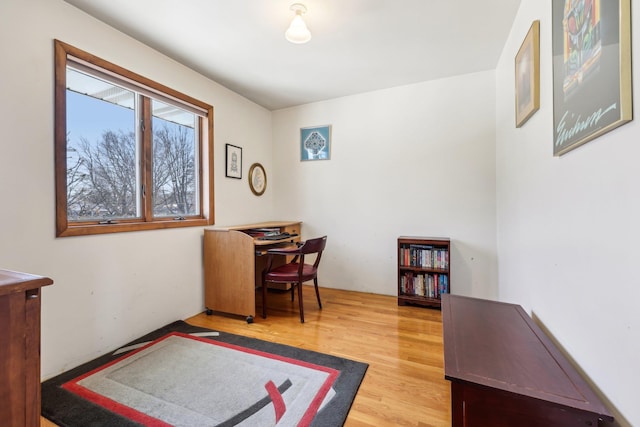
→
(261, 236, 327, 323)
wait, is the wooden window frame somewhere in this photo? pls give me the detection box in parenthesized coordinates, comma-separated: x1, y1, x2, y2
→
(54, 40, 214, 237)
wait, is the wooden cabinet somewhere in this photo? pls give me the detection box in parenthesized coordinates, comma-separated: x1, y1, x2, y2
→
(397, 236, 450, 308)
(442, 294, 613, 427)
(203, 221, 301, 322)
(0, 269, 53, 427)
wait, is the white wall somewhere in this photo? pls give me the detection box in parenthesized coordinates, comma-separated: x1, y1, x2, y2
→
(0, 0, 274, 378)
(496, 2, 640, 425)
(272, 73, 498, 298)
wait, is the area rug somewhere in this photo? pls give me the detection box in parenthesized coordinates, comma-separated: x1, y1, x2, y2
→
(42, 320, 368, 426)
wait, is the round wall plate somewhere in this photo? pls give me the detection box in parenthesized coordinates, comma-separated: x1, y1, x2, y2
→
(248, 163, 266, 196)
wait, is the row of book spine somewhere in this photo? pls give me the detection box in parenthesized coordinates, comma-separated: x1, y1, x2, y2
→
(399, 245, 449, 269)
(400, 272, 449, 299)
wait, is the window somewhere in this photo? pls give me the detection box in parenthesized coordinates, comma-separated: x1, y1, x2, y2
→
(54, 40, 214, 236)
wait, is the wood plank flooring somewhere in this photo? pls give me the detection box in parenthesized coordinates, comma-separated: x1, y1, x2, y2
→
(41, 286, 451, 426)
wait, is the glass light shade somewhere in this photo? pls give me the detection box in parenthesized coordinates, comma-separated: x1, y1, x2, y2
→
(285, 14, 311, 44)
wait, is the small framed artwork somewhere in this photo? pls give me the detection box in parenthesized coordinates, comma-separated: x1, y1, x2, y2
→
(515, 20, 540, 128)
(248, 163, 266, 196)
(300, 125, 331, 161)
(225, 144, 242, 179)
(552, 0, 632, 156)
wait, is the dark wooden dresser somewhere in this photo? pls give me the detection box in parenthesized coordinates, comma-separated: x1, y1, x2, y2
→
(442, 294, 613, 427)
(0, 269, 53, 427)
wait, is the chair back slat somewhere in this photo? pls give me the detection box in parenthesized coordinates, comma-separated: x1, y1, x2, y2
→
(299, 235, 327, 255)
(297, 236, 326, 274)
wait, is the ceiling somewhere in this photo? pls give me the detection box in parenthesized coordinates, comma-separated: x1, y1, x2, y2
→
(63, 0, 521, 111)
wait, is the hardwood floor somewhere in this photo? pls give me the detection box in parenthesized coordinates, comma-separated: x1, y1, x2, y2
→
(41, 286, 451, 426)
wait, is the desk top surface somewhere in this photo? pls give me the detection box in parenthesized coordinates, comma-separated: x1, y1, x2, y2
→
(204, 221, 302, 247)
(205, 220, 302, 232)
(442, 294, 612, 419)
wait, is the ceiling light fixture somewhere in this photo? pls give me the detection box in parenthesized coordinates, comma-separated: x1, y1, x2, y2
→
(285, 3, 311, 44)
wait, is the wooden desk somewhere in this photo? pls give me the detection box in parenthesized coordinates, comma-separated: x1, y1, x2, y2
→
(203, 221, 302, 321)
(442, 294, 613, 427)
(0, 269, 53, 427)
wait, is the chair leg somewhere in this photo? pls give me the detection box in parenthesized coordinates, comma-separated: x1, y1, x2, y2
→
(262, 281, 267, 319)
(297, 281, 304, 323)
(314, 278, 322, 309)
(291, 284, 295, 302)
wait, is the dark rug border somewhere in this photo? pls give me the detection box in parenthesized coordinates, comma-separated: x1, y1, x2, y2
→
(42, 320, 368, 427)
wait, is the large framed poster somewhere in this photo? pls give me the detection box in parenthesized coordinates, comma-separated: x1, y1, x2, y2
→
(552, 0, 632, 156)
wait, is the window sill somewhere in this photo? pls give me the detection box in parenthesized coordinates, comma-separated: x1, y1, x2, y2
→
(56, 217, 213, 237)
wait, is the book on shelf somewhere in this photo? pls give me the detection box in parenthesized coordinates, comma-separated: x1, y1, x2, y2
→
(400, 272, 449, 299)
(399, 245, 449, 270)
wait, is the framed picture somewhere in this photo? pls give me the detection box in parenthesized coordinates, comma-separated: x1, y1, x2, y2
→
(300, 125, 331, 161)
(225, 144, 242, 179)
(552, 0, 632, 156)
(248, 163, 266, 196)
(515, 20, 540, 128)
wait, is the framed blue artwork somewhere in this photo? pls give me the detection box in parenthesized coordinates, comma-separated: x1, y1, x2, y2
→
(300, 125, 331, 161)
